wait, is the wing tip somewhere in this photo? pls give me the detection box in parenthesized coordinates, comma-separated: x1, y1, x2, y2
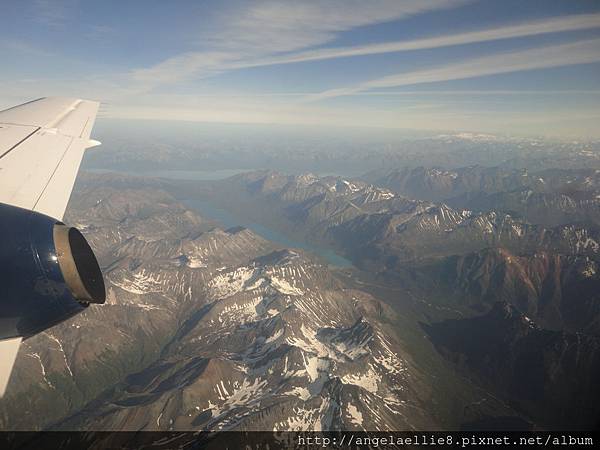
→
(0, 337, 23, 398)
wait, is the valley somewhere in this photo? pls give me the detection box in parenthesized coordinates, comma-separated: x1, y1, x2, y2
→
(0, 174, 516, 431)
(2, 162, 599, 431)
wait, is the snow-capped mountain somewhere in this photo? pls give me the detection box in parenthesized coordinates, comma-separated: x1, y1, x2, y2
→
(61, 248, 436, 431)
(5, 176, 507, 431)
(210, 171, 600, 269)
(3, 171, 598, 432)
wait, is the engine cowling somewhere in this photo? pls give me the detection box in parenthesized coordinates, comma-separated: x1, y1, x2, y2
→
(0, 203, 105, 340)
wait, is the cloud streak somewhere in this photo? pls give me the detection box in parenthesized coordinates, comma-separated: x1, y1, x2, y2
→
(255, 12, 600, 66)
(129, 0, 467, 88)
(128, 9, 600, 91)
(305, 38, 600, 101)
(31, 0, 75, 27)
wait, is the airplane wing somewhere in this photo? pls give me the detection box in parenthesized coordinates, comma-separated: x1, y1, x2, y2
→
(0, 97, 100, 220)
(0, 338, 22, 397)
(0, 97, 100, 396)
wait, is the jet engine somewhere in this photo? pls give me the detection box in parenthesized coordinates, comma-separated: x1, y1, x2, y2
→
(0, 203, 105, 340)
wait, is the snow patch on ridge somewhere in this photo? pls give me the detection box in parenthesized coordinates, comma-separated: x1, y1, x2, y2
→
(208, 267, 255, 299)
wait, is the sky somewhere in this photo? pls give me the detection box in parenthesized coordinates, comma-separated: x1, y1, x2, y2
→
(1, 0, 600, 138)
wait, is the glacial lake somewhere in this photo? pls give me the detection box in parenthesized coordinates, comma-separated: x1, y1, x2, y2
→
(87, 167, 354, 267)
(182, 198, 353, 268)
(85, 169, 352, 267)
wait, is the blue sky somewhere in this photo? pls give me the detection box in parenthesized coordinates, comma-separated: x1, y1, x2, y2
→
(1, 0, 600, 138)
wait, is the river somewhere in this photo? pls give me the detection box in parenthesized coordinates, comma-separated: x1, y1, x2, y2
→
(87, 167, 353, 267)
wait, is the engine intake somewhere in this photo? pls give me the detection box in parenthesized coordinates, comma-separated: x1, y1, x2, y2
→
(0, 203, 105, 340)
(54, 224, 105, 304)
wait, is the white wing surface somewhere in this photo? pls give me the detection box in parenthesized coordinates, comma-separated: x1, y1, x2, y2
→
(0, 97, 100, 397)
(0, 337, 22, 397)
(0, 97, 100, 220)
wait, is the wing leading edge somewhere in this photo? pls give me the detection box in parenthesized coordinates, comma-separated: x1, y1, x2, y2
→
(0, 96, 101, 221)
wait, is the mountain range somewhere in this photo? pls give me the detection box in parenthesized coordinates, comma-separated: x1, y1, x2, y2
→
(1, 174, 518, 431)
(2, 165, 599, 431)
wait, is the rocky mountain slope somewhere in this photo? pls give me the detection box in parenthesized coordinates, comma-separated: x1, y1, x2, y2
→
(368, 166, 537, 202)
(206, 171, 600, 269)
(2, 174, 514, 431)
(369, 166, 600, 200)
(3, 170, 597, 431)
(406, 248, 600, 335)
(425, 302, 600, 430)
(195, 172, 600, 328)
(369, 166, 600, 227)
(0, 178, 272, 430)
(183, 170, 600, 430)
(59, 248, 438, 431)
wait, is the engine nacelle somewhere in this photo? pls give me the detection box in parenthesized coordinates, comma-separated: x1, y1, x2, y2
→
(0, 203, 105, 340)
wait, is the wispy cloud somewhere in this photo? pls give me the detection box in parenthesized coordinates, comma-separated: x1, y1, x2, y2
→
(306, 38, 600, 101)
(255, 12, 600, 66)
(0, 39, 54, 57)
(202, 0, 465, 53)
(128, 8, 600, 92)
(129, 0, 467, 89)
(7, 1, 597, 139)
(85, 24, 117, 43)
(31, 0, 75, 27)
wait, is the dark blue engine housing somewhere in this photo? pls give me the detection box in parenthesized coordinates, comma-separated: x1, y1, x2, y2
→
(0, 203, 105, 340)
